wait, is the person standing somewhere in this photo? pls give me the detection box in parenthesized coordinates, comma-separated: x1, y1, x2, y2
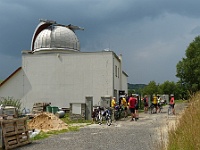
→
(157, 95, 162, 113)
(111, 97, 117, 121)
(143, 95, 148, 113)
(169, 94, 175, 115)
(135, 95, 139, 121)
(128, 94, 137, 121)
(121, 96, 128, 118)
(152, 94, 158, 113)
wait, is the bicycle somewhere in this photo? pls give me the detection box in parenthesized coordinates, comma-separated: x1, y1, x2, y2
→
(148, 103, 156, 114)
(157, 103, 163, 113)
(103, 107, 112, 126)
(168, 104, 173, 115)
(95, 107, 104, 125)
(114, 105, 123, 120)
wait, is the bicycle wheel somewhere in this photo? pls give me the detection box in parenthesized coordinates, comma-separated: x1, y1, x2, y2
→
(97, 112, 102, 125)
(159, 106, 162, 113)
(150, 106, 154, 114)
(107, 116, 112, 126)
(114, 111, 119, 120)
(148, 106, 152, 114)
(168, 107, 172, 115)
(153, 107, 157, 114)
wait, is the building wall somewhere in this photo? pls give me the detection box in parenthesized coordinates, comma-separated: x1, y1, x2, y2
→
(0, 51, 128, 111)
(21, 51, 119, 109)
(122, 72, 128, 94)
(113, 55, 121, 99)
(0, 69, 24, 100)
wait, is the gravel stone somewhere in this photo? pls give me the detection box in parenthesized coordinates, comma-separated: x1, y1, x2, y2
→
(16, 103, 187, 150)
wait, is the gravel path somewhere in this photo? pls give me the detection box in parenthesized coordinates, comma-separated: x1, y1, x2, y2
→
(16, 102, 188, 150)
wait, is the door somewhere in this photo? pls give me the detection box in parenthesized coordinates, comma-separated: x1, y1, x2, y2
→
(85, 97, 93, 120)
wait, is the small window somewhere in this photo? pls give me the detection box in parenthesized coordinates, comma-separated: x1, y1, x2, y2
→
(115, 65, 117, 77)
(118, 67, 119, 78)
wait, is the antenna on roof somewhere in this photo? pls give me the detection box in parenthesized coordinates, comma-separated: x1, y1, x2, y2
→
(39, 19, 56, 24)
(67, 24, 84, 31)
(39, 19, 84, 31)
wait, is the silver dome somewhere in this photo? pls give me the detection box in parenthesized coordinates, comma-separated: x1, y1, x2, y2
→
(32, 22, 80, 52)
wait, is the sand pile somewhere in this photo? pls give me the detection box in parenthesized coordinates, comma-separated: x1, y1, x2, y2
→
(28, 112, 68, 132)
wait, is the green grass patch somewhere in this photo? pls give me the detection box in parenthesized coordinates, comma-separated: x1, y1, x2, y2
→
(61, 113, 92, 124)
(175, 99, 188, 103)
(31, 131, 50, 140)
(68, 126, 80, 131)
(31, 127, 80, 141)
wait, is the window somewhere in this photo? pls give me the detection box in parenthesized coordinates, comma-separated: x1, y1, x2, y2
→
(115, 65, 117, 77)
(118, 67, 119, 78)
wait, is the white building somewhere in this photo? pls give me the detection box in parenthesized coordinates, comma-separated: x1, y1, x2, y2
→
(0, 20, 128, 119)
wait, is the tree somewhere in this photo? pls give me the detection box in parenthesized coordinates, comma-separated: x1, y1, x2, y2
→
(128, 89, 135, 95)
(142, 81, 158, 96)
(176, 36, 200, 94)
(159, 81, 176, 95)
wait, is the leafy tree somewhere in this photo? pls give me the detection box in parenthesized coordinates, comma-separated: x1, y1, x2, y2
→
(142, 81, 158, 96)
(159, 81, 176, 95)
(176, 36, 200, 94)
(175, 81, 188, 100)
(128, 89, 135, 95)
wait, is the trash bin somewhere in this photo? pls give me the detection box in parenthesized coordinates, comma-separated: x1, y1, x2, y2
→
(51, 107, 59, 114)
(46, 106, 52, 113)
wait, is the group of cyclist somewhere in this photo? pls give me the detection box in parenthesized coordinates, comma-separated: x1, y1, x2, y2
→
(111, 94, 139, 122)
(92, 94, 175, 124)
(142, 94, 175, 115)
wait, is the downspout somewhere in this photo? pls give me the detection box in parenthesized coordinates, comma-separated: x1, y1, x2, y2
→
(113, 54, 115, 97)
(119, 54, 123, 90)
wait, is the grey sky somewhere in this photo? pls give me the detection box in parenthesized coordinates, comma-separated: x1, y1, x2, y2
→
(0, 0, 200, 84)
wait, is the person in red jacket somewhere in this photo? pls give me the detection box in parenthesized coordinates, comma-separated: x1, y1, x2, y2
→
(169, 94, 175, 115)
(128, 94, 137, 121)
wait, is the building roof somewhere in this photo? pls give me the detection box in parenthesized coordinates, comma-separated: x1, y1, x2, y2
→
(0, 67, 22, 87)
(31, 20, 82, 53)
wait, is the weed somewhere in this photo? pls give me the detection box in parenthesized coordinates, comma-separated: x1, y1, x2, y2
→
(159, 92, 200, 150)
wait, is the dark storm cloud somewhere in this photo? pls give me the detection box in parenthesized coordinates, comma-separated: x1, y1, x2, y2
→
(1, 0, 200, 83)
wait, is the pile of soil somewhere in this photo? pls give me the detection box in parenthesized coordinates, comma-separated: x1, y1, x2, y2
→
(27, 112, 68, 132)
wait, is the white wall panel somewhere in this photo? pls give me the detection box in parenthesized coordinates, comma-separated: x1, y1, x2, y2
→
(1, 51, 128, 110)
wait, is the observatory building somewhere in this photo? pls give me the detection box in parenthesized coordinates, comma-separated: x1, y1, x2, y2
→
(0, 20, 128, 119)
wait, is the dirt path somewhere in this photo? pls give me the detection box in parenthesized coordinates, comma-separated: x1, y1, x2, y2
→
(16, 102, 188, 150)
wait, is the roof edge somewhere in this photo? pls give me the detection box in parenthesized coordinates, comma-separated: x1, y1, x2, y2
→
(0, 67, 22, 87)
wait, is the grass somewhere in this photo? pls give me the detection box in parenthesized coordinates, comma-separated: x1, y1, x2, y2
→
(31, 127, 79, 140)
(174, 99, 187, 104)
(60, 113, 92, 124)
(161, 92, 200, 150)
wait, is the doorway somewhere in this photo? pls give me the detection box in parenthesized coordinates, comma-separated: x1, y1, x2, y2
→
(85, 97, 93, 120)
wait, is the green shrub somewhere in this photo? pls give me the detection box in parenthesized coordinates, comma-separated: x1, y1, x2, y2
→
(0, 97, 21, 110)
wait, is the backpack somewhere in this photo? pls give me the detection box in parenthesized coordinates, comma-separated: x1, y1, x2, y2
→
(143, 98, 146, 103)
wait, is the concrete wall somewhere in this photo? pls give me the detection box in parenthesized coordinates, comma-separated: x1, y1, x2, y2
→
(21, 51, 122, 109)
(69, 103, 86, 120)
(0, 69, 25, 100)
(122, 72, 128, 94)
(0, 51, 128, 111)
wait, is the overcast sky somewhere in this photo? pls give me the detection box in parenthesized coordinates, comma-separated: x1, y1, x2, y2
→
(0, 0, 200, 84)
